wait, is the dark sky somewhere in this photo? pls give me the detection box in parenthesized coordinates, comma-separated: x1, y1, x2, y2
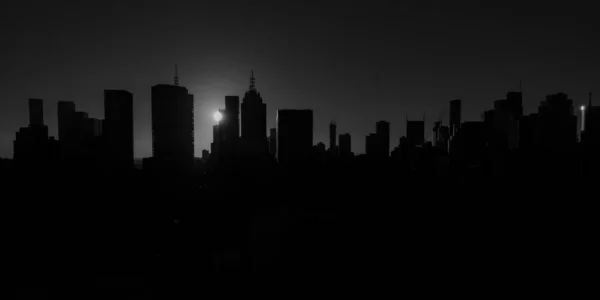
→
(1, 0, 598, 158)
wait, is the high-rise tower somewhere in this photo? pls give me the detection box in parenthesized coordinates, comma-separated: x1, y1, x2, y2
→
(241, 71, 267, 155)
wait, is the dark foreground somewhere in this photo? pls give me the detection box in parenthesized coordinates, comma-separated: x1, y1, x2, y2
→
(5, 164, 596, 298)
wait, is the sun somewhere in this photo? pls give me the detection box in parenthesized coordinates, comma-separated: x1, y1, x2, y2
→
(213, 111, 223, 123)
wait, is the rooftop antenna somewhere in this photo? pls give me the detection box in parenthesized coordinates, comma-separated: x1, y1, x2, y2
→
(174, 64, 179, 86)
(249, 70, 256, 91)
(519, 80, 522, 93)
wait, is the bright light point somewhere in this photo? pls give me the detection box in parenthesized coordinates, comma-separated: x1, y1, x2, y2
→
(213, 111, 223, 122)
(581, 105, 585, 111)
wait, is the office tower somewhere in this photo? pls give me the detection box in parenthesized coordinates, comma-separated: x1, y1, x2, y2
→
(277, 109, 313, 165)
(505, 91, 523, 118)
(86, 118, 103, 137)
(104, 90, 134, 170)
(376, 120, 390, 157)
(224, 96, 240, 141)
(492, 91, 523, 150)
(433, 121, 450, 150)
(338, 133, 351, 158)
(29, 98, 43, 127)
(365, 133, 377, 156)
(450, 99, 461, 137)
(329, 121, 337, 153)
(433, 122, 441, 144)
(269, 128, 277, 157)
(57, 101, 75, 142)
(241, 71, 267, 155)
(536, 92, 577, 151)
(581, 92, 600, 174)
(211, 124, 220, 161)
(73, 111, 90, 141)
(452, 121, 487, 166)
(406, 120, 425, 146)
(151, 83, 194, 172)
(202, 149, 210, 161)
(582, 92, 600, 145)
(315, 142, 326, 154)
(217, 96, 240, 161)
(14, 99, 49, 165)
(365, 121, 390, 158)
(519, 114, 538, 151)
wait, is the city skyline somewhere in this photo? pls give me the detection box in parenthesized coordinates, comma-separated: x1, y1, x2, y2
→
(4, 2, 600, 296)
(0, 71, 594, 159)
(1, 1, 599, 158)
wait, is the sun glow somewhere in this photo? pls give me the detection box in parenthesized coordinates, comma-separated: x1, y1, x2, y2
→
(213, 111, 223, 123)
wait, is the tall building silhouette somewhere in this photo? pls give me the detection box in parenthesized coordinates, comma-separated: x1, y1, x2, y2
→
(216, 96, 240, 161)
(450, 99, 461, 137)
(519, 113, 538, 151)
(87, 118, 103, 137)
(277, 109, 313, 165)
(536, 92, 577, 151)
(506, 91, 523, 117)
(581, 92, 600, 175)
(151, 83, 194, 172)
(433, 121, 450, 150)
(29, 98, 44, 127)
(14, 99, 49, 165)
(338, 133, 351, 158)
(73, 111, 90, 141)
(406, 120, 425, 146)
(365, 133, 377, 156)
(376, 121, 390, 157)
(224, 96, 240, 141)
(269, 128, 277, 157)
(583, 92, 600, 145)
(329, 121, 337, 154)
(104, 90, 133, 170)
(241, 71, 267, 155)
(492, 92, 523, 150)
(450, 121, 487, 169)
(365, 121, 390, 158)
(57, 101, 75, 142)
(211, 122, 220, 162)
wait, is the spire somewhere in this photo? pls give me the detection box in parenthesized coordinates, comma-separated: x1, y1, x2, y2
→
(519, 80, 522, 93)
(174, 64, 179, 86)
(249, 70, 256, 91)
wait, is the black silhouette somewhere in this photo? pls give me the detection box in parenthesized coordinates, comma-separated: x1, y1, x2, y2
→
(3, 4, 599, 297)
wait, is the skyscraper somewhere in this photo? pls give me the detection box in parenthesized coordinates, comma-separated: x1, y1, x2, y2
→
(73, 111, 90, 141)
(406, 120, 425, 146)
(151, 83, 194, 172)
(329, 121, 337, 154)
(365, 133, 377, 156)
(104, 90, 134, 170)
(536, 92, 577, 151)
(29, 98, 43, 127)
(277, 109, 313, 165)
(211, 123, 220, 161)
(492, 91, 523, 150)
(241, 71, 267, 155)
(57, 101, 75, 142)
(269, 128, 277, 157)
(224, 96, 240, 142)
(338, 133, 351, 158)
(376, 120, 390, 157)
(450, 99, 461, 137)
(14, 99, 49, 165)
